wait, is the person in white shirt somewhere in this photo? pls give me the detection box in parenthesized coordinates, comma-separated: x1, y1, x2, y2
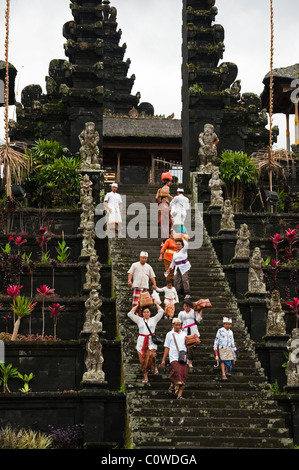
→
(104, 183, 123, 237)
(155, 279, 179, 319)
(214, 317, 237, 380)
(166, 238, 191, 299)
(161, 317, 188, 399)
(170, 188, 189, 236)
(178, 298, 202, 368)
(128, 301, 164, 383)
(128, 251, 157, 314)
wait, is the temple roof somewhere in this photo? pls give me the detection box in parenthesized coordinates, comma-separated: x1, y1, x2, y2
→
(103, 116, 182, 139)
(261, 63, 299, 115)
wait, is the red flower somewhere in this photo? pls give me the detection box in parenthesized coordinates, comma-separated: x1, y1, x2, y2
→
(270, 259, 281, 268)
(36, 285, 55, 297)
(285, 297, 299, 313)
(15, 236, 27, 247)
(49, 303, 65, 318)
(8, 236, 14, 243)
(6, 285, 23, 299)
(286, 228, 297, 241)
(270, 233, 284, 247)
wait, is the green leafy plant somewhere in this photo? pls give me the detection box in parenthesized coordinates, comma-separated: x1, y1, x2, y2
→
(56, 233, 70, 263)
(0, 426, 53, 449)
(0, 363, 21, 392)
(24, 139, 81, 208)
(218, 150, 259, 211)
(10, 296, 37, 341)
(19, 372, 35, 393)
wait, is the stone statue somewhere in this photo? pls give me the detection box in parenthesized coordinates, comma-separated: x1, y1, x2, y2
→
(84, 253, 101, 291)
(82, 326, 105, 383)
(266, 290, 286, 336)
(83, 289, 103, 334)
(80, 194, 95, 232)
(197, 123, 219, 170)
(80, 174, 93, 199)
(234, 224, 250, 259)
(248, 247, 266, 294)
(79, 122, 101, 170)
(81, 220, 96, 258)
(286, 328, 299, 387)
(220, 200, 235, 231)
(209, 168, 223, 207)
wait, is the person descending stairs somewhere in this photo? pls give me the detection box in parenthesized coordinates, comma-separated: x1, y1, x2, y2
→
(108, 183, 293, 449)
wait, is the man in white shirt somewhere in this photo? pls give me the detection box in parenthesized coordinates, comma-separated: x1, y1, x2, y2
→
(170, 188, 190, 233)
(166, 238, 191, 299)
(104, 183, 123, 237)
(128, 251, 157, 313)
(161, 317, 188, 399)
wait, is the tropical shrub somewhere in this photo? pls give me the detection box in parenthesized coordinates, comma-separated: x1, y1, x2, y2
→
(218, 150, 259, 211)
(24, 139, 82, 208)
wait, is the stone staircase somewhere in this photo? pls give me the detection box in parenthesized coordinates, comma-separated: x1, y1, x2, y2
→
(109, 184, 293, 449)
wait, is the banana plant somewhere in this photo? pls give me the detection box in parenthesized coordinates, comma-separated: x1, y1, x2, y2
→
(0, 362, 21, 392)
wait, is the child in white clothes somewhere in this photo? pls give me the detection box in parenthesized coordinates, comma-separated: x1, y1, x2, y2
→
(155, 279, 179, 319)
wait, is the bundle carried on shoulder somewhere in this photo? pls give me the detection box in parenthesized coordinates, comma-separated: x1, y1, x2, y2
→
(185, 334, 200, 347)
(193, 298, 212, 312)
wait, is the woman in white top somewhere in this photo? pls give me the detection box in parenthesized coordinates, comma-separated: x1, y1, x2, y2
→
(161, 317, 188, 399)
(167, 238, 191, 299)
(128, 301, 164, 383)
(178, 298, 202, 367)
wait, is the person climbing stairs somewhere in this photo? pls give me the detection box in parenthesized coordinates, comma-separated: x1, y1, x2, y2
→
(108, 183, 293, 449)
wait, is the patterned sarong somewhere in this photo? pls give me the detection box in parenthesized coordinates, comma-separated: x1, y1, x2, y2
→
(169, 360, 188, 386)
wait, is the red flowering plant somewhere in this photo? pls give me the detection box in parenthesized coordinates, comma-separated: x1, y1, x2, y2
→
(285, 297, 299, 329)
(36, 227, 52, 263)
(270, 233, 284, 261)
(284, 228, 299, 264)
(36, 285, 55, 338)
(49, 303, 65, 339)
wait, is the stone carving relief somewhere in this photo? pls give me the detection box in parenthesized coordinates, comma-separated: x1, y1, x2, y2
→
(79, 122, 102, 170)
(84, 254, 102, 291)
(82, 326, 105, 383)
(197, 123, 219, 171)
(220, 200, 235, 231)
(83, 289, 103, 334)
(209, 168, 223, 207)
(248, 247, 266, 294)
(266, 290, 286, 336)
(234, 224, 250, 259)
(286, 328, 299, 387)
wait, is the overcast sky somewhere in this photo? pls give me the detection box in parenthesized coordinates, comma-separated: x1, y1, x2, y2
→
(0, 0, 298, 148)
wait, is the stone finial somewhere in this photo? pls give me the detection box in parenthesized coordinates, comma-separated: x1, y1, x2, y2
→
(266, 290, 287, 336)
(197, 123, 219, 171)
(84, 254, 101, 291)
(286, 328, 299, 387)
(248, 247, 266, 294)
(83, 289, 103, 334)
(234, 224, 250, 259)
(79, 122, 101, 170)
(82, 327, 105, 383)
(220, 200, 235, 231)
(209, 168, 223, 207)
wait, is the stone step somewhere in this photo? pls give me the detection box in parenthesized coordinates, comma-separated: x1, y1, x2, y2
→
(135, 434, 293, 449)
(132, 423, 290, 439)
